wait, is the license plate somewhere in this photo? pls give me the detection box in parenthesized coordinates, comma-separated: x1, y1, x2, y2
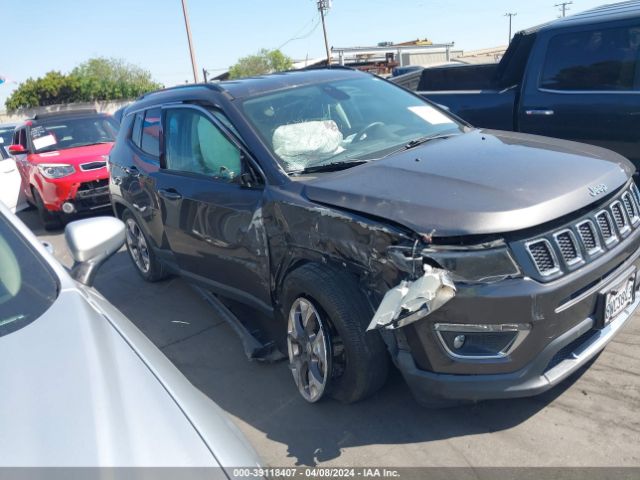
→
(601, 273, 636, 327)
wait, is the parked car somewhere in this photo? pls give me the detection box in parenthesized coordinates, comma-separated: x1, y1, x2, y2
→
(109, 68, 640, 406)
(0, 202, 262, 470)
(393, 1, 640, 168)
(8, 109, 118, 230)
(0, 123, 27, 213)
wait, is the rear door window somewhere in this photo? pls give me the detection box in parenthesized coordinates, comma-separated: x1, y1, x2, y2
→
(541, 25, 640, 91)
(140, 108, 161, 157)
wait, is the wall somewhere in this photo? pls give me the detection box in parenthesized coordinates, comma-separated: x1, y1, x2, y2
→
(0, 100, 131, 124)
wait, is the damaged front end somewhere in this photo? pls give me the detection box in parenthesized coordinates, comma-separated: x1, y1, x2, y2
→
(367, 264, 456, 331)
(368, 240, 522, 332)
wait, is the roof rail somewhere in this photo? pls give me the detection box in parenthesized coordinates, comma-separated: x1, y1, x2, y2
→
(135, 83, 222, 101)
(32, 108, 98, 120)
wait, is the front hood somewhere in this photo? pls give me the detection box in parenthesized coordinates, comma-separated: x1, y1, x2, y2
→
(0, 289, 218, 467)
(303, 130, 633, 237)
(31, 143, 112, 165)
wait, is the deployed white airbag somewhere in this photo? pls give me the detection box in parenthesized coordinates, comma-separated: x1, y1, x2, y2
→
(272, 120, 344, 170)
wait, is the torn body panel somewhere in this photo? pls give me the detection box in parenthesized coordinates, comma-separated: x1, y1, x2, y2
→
(367, 265, 456, 331)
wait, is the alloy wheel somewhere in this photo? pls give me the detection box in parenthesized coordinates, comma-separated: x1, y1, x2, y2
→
(125, 217, 150, 273)
(287, 297, 331, 402)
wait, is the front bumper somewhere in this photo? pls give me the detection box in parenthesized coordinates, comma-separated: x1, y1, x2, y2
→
(393, 226, 640, 403)
(397, 294, 638, 402)
(40, 176, 110, 213)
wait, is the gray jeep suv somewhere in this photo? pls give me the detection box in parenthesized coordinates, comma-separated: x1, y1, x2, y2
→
(108, 68, 640, 406)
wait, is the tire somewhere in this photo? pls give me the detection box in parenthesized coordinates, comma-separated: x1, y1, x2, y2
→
(122, 209, 168, 282)
(32, 187, 61, 231)
(282, 263, 389, 404)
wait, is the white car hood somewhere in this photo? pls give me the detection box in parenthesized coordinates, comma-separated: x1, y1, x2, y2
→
(0, 288, 218, 467)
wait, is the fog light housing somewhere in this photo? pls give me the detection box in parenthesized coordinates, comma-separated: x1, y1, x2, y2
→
(62, 201, 76, 214)
(434, 323, 530, 359)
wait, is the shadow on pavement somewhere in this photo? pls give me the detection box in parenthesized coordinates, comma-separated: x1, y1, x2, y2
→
(88, 250, 590, 467)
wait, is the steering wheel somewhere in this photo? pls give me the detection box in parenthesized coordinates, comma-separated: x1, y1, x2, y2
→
(352, 122, 386, 143)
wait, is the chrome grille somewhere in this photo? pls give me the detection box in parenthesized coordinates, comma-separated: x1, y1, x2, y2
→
(596, 211, 614, 241)
(525, 183, 640, 277)
(526, 240, 558, 275)
(623, 192, 639, 224)
(554, 230, 581, 265)
(576, 220, 600, 254)
(611, 201, 629, 234)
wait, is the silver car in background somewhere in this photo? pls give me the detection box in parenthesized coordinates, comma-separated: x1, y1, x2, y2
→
(0, 202, 262, 473)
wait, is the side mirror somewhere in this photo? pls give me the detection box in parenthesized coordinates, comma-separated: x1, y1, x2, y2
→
(8, 144, 26, 154)
(65, 217, 125, 286)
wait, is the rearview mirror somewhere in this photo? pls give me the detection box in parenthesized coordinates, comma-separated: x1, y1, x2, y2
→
(8, 144, 26, 154)
(65, 217, 125, 286)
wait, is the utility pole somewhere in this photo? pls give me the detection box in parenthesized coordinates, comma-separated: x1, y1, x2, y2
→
(504, 12, 517, 44)
(317, 0, 332, 64)
(555, 1, 573, 17)
(181, 0, 199, 83)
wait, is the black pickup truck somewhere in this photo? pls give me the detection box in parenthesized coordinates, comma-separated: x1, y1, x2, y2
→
(393, 1, 640, 167)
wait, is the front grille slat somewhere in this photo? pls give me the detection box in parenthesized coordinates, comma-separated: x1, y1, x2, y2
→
(554, 230, 581, 266)
(526, 240, 558, 275)
(523, 183, 639, 279)
(576, 220, 601, 255)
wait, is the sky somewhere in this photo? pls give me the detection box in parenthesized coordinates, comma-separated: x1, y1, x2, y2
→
(0, 0, 610, 108)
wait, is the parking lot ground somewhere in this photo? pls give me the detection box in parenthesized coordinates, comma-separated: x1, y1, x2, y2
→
(23, 209, 640, 468)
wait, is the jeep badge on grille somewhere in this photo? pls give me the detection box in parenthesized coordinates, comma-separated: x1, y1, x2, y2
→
(588, 184, 608, 197)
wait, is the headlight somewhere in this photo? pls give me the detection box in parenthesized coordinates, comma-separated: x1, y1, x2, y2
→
(37, 164, 75, 179)
(422, 245, 521, 283)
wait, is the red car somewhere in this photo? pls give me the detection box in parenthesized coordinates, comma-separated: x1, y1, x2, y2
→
(9, 110, 119, 229)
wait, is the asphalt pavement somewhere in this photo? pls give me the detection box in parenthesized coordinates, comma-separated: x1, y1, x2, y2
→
(21, 208, 640, 468)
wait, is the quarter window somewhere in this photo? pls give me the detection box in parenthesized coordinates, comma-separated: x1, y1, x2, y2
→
(131, 112, 143, 148)
(541, 25, 640, 91)
(164, 108, 242, 182)
(140, 108, 161, 157)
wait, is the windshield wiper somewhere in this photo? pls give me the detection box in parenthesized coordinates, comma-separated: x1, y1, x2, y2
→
(383, 133, 460, 159)
(292, 159, 368, 175)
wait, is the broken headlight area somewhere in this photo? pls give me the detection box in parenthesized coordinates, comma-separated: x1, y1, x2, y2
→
(367, 264, 456, 331)
(421, 245, 522, 284)
(434, 323, 531, 359)
(368, 243, 522, 331)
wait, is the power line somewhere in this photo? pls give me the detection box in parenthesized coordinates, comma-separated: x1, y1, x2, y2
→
(276, 15, 321, 50)
(555, 1, 573, 17)
(504, 12, 517, 44)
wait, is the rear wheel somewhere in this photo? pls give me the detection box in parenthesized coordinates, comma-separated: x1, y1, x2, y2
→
(122, 210, 168, 282)
(282, 263, 389, 404)
(32, 187, 61, 231)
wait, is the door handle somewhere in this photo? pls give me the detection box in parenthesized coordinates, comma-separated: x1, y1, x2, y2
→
(158, 188, 182, 201)
(525, 109, 555, 116)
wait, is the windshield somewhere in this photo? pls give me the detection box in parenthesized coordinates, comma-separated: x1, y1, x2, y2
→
(0, 126, 15, 159)
(0, 214, 58, 336)
(30, 115, 119, 153)
(241, 76, 463, 173)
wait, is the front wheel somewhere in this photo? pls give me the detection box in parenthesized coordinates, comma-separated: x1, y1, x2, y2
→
(282, 264, 389, 404)
(32, 187, 61, 231)
(122, 210, 168, 282)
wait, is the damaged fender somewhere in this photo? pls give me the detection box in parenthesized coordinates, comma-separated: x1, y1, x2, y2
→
(367, 265, 456, 331)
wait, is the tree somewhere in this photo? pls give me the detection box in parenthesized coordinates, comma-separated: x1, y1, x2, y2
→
(5, 71, 79, 111)
(70, 57, 162, 102)
(228, 49, 294, 79)
(5, 57, 162, 112)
